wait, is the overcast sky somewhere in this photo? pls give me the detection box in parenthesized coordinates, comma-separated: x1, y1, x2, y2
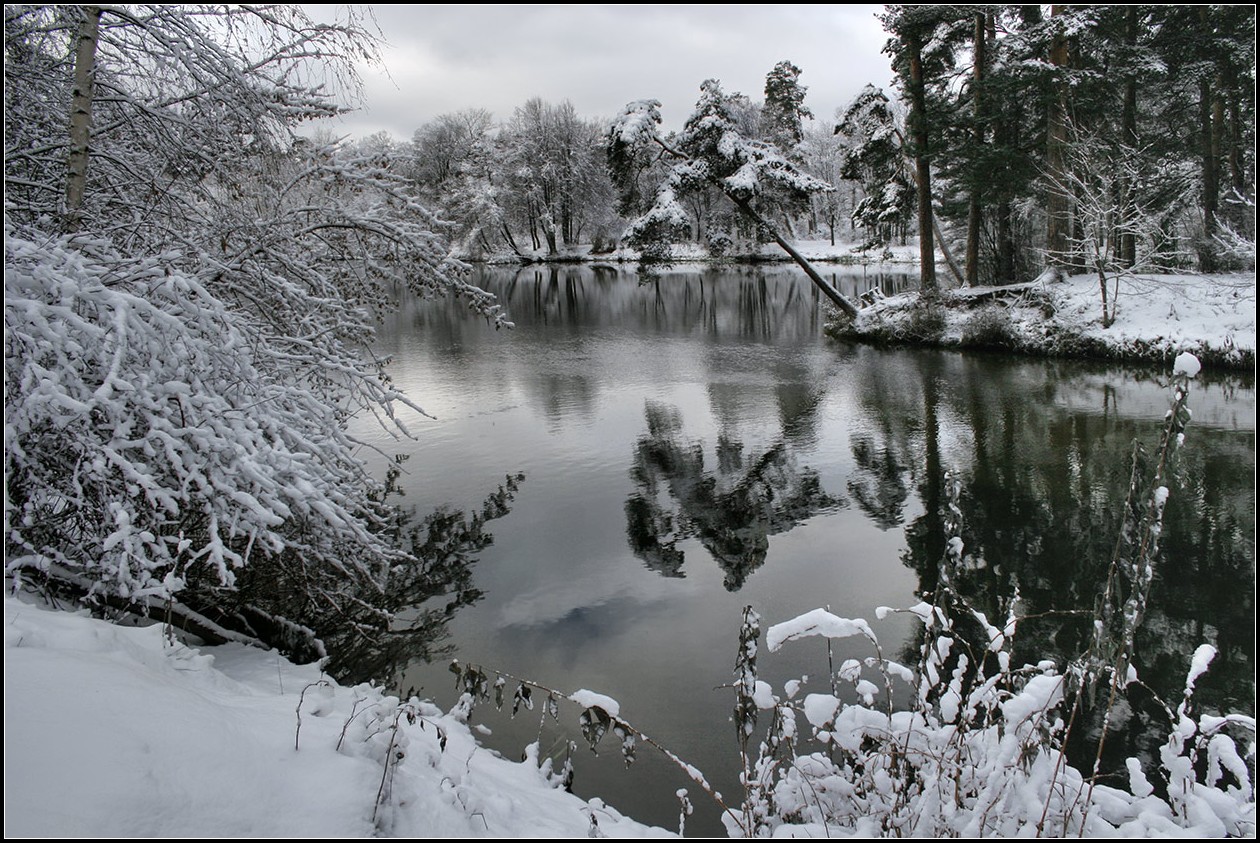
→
(302, 4, 896, 141)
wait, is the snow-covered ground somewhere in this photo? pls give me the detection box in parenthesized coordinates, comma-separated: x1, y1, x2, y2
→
(840, 270, 1256, 370)
(2, 593, 672, 838)
(8, 586, 1253, 839)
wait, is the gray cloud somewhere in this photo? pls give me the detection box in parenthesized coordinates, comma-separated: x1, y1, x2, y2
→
(303, 4, 894, 140)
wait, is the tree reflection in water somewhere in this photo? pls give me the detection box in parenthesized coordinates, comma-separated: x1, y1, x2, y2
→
(328, 472, 525, 685)
(846, 350, 1254, 773)
(625, 401, 842, 590)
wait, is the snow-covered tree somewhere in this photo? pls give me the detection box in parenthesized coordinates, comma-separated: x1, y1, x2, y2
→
(4, 5, 504, 657)
(835, 85, 914, 250)
(798, 122, 854, 246)
(497, 98, 613, 255)
(607, 84, 859, 317)
(762, 59, 812, 152)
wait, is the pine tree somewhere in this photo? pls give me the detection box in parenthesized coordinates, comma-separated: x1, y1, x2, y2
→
(762, 60, 813, 152)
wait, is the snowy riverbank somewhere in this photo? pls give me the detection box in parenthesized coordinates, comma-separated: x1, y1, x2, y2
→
(474, 238, 922, 266)
(831, 271, 1256, 372)
(7, 582, 1255, 839)
(2, 593, 672, 838)
(474, 239, 1256, 372)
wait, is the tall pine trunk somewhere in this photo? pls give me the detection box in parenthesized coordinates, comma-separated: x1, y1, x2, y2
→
(1197, 8, 1221, 272)
(907, 27, 937, 293)
(965, 11, 986, 287)
(1118, 6, 1138, 268)
(1046, 5, 1071, 272)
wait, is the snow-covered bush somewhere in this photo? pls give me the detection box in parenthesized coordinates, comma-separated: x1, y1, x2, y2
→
(4, 6, 506, 657)
(960, 305, 1019, 350)
(5, 231, 395, 599)
(3, 224, 443, 657)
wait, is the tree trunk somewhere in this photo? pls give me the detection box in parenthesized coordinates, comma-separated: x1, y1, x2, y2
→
(965, 11, 986, 286)
(729, 196, 859, 318)
(1228, 89, 1245, 198)
(907, 27, 937, 293)
(1046, 5, 1071, 271)
(1118, 6, 1138, 268)
(997, 200, 1016, 282)
(501, 222, 524, 257)
(543, 219, 558, 256)
(1199, 75, 1219, 271)
(65, 5, 102, 233)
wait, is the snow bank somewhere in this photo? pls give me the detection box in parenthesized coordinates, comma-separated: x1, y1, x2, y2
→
(838, 272, 1256, 371)
(2, 594, 671, 838)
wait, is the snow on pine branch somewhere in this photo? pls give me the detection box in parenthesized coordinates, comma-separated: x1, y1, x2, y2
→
(608, 99, 664, 147)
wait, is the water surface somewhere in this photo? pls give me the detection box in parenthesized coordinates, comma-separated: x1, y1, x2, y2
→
(347, 264, 1255, 836)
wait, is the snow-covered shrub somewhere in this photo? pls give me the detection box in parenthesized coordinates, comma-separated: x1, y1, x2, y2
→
(5, 231, 389, 629)
(3, 6, 507, 659)
(902, 299, 947, 342)
(960, 305, 1019, 350)
(1215, 190, 1257, 270)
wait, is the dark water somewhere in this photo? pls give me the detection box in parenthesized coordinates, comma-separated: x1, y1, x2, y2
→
(345, 264, 1256, 836)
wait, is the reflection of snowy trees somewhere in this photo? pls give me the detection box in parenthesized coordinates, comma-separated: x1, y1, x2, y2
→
(327, 473, 525, 684)
(624, 402, 841, 590)
(845, 352, 1255, 713)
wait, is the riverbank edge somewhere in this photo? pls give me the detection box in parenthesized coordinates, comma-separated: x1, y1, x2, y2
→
(824, 279, 1256, 374)
(478, 253, 914, 267)
(467, 249, 1256, 374)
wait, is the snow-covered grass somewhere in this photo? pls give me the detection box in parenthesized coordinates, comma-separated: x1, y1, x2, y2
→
(836, 271, 1257, 371)
(2, 593, 672, 838)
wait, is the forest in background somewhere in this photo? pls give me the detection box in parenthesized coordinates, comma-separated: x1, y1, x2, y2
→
(383, 6, 1255, 291)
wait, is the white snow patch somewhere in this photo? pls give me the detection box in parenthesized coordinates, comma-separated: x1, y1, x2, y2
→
(2, 595, 669, 838)
(1173, 351, 1202, 378)
(1001, 673, 1065, 725)
(766, 608, 875, 652)
(752, 680, 777, 710)
(802, 693, 841, 729)
(569, 689, 621, 717)
(1185, 645, 1217, 692)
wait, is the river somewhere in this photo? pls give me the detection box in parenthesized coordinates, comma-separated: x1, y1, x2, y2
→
(345, 264, 1255, 836)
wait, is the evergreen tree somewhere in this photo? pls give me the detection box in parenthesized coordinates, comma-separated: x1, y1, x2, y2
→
(835, 85, 913, 250)
(608, 86, 859, 316)
(762, 59, 813, 152)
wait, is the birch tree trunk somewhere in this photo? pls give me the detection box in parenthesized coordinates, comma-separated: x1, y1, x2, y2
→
(64, 5, 102, 233)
